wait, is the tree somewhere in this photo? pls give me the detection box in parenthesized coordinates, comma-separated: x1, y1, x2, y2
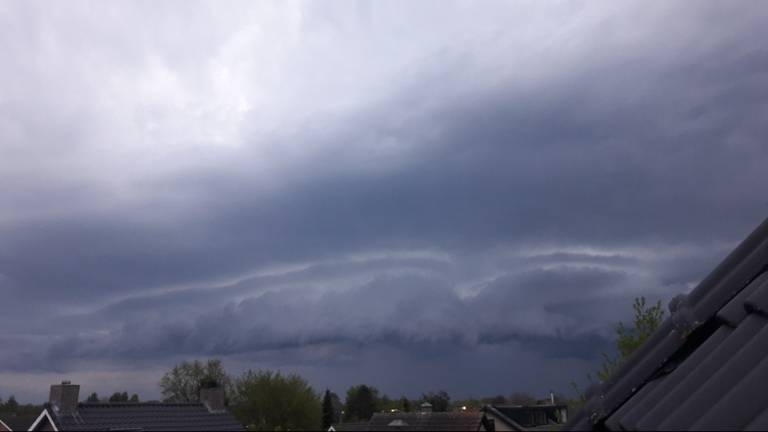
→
(159, 359, 231, 403)
(109, 392, 129, 403)
(129, 394, 139, 403)
(399, 396, 411, 413)
(344, 385, 379, 421)
(596, 297, 665, 381)
(86, 392, 100, 403)
(452, 397, 482, 411)
(482, 395, 507, 405)
(230, 369, 321, 431)
(5, 396, 18, 411)
(0, 396, 42, 417)
(330, 392, 343, 422)
(507, 392, 537, 406)
(570, 296, 666, 411)
(421, 391, 450, 412)
(322, 390, 336, 429)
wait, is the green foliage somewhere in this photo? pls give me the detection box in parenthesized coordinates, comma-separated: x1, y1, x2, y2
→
(567, 381, 589, 413)
(231, 369, 321, 431)
(108, 392, 130, 402)
(329, 392, 343, 423)
(399, 396, 411, 413)
(596, 297, 665, 381)
(506, 392, 537, 406)
(372, 394, 413, 413)
(421, 391, 450, 412)
(86, 392, 100, 403)
(322, 390, 336, 429)
(568, 296, 665, 411)
(344, 385, 379, 421)
(129, 394, 139, 403)
(0, 395, 43, 416)
(618, 297, 665, 358)
(159, 359, 231, 403)
(482, 395, 507, 405)
(451, 397, 482, 411)
(3, 396, 18, 411)
(379, 394, 392, 411)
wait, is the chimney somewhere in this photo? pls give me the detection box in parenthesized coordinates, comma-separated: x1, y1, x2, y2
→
(419, 402, 433, 414)
(49, 381, 80, 413)
(200, 385, 226, 413)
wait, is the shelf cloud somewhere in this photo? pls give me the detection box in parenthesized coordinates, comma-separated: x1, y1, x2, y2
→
(1, 0, 767, 401)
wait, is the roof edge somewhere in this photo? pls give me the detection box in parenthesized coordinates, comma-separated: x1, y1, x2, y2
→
(482, 404, 525, 431)
(28, 409, 58, 432)
(566, 216, 768, 430)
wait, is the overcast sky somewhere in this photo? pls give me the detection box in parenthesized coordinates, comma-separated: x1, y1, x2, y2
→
(2, 0, 768, 403)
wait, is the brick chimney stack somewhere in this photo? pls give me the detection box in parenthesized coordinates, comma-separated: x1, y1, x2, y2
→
(200, 385, 226, 413)
(49, 381, 80, 413)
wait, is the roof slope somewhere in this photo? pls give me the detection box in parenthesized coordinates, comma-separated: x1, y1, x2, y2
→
(481, 405, 525, 431)
(0, 414, 38, 431)
(366, 412, 484, 431)
(49, 403, 243, 431)
(567, 216, 768, 431)
(485, 404, 564, 429)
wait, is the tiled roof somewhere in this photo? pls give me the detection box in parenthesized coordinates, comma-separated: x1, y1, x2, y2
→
(485, 404, 564, 428)
(331, 420, 371, 431)
(49, 402, 243, 431)
(365, 412, 484, 431)
(0, 414, 38, 431)
(567, 216, 768, 431)
(481, 405, 524, 431)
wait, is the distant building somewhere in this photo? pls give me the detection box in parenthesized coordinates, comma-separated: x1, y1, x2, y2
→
(28, 381, 243, 431)
(366, 411, 496, 431)
(483, 404, 567, 430)
(330, 403, 524, 431)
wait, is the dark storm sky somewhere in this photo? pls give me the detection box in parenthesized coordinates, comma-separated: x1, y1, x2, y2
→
(1, 1, 768, 402)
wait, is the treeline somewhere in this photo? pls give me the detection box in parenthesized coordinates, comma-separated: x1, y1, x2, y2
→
(0, 361, 566, 431)
(83, 391, 141, 403)
(155, 359, 562, 431)
(321, 386, 454, 426)
(0, 391, 145, 412)
(157, 360, 320, 430)
(0, 395, 42, 416)
(321, 386, 565, 424)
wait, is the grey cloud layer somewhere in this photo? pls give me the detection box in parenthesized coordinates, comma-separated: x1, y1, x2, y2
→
(2, 1, 768, 401)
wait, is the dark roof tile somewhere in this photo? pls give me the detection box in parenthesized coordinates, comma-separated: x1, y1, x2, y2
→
(717, 272, 767, 327)
(745, 279, 768, 315)
(691, 353, 768, 430)
(745, 406, 768, 431)
(567, 216, 768, 431)
(656, 315, 768, 430)
(613, 325, 731, 431)
(0, 415, 38, 431)
(50, 403, 243, 431)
